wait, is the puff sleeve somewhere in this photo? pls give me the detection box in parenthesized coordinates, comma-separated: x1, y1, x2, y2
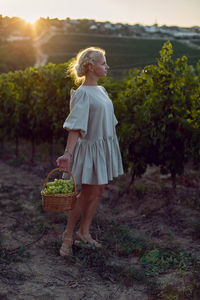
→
(63, 89, 90, 138)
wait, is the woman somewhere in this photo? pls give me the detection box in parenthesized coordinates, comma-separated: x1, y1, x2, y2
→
(56, 47, 123, 257)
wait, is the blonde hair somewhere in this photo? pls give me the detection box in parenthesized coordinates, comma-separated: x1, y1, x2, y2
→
(68, 47, 106, 83)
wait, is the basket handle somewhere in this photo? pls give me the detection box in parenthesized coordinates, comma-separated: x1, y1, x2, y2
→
(43, 168, 78, 194)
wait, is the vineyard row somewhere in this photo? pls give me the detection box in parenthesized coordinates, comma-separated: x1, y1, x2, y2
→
(1, 41, 200, 187)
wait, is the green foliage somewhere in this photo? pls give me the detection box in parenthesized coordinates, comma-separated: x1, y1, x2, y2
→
(0, 62, 74, 159)
(0, 41, 200, 186)
(103, 223, 148, 256)
(119, 40, 200, 183)
(141, 247, 192, 276)
(0, 40, 36, 73)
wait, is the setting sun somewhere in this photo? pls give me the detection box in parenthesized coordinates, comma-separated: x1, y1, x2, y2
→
(1, 0, 200, 27)
(24, 17, 38, 24)
(17, 13, 39, 24)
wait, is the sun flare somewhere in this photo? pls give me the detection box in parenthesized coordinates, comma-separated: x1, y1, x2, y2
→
(21, 14, 39, 24)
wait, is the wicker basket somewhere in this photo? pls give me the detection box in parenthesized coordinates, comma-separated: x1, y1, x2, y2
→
(41, 168, 78, 212)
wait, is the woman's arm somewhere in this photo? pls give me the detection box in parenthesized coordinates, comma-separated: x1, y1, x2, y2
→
(56, 130, 80, 171)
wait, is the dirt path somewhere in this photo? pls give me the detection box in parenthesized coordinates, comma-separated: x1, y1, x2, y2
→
(1, 157, 200, 299)
(33, 28, 57, 67)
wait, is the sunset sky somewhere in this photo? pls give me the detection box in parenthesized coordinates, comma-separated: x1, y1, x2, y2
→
(1, 0, 200, 27)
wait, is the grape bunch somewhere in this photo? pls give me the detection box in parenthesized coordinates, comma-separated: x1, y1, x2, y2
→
(43, 179, 74, 194)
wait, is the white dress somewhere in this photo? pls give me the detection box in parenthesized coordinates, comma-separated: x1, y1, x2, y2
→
(63, 85, 124, 185)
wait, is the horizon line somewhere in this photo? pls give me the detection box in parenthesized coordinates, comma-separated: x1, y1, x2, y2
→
(1, 14, 199, 29)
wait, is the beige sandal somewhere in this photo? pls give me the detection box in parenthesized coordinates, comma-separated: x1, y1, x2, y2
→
(60, 233, 73, 257)
(74, 231, 102, 249)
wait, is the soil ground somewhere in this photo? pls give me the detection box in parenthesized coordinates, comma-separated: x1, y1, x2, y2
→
(1, 149, 200, 300)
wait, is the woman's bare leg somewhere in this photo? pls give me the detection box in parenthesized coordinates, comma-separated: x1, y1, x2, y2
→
(78, 184, 105, 236)
(62, 192, 83, 238)
(60, 184, 105, 255)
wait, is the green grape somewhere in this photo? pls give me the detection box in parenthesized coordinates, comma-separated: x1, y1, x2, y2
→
(43, 178, 74, 194)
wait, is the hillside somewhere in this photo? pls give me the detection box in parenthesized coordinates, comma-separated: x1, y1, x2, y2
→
(41, 32, 200, 77)
(0, 16, 200, 75)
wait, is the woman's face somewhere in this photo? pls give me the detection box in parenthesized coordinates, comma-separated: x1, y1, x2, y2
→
(92, 54, 109, 78)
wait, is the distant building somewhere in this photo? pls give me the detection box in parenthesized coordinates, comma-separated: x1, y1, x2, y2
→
(90, 25, 98, 30)
(104, 22, 116, 31)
